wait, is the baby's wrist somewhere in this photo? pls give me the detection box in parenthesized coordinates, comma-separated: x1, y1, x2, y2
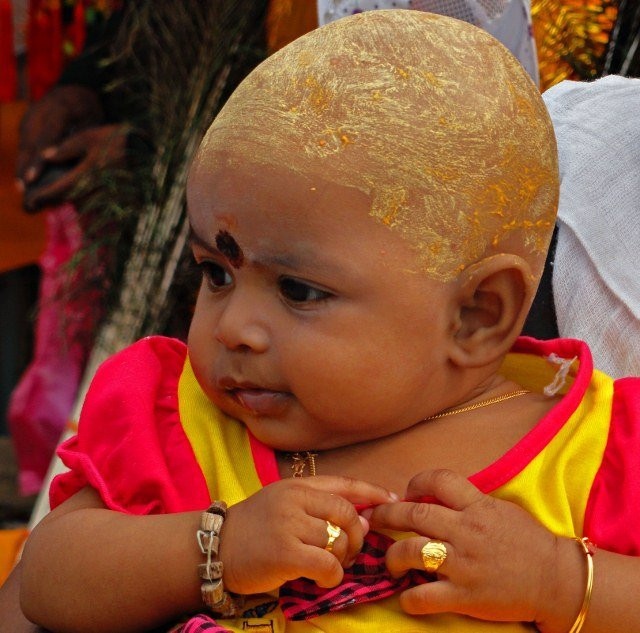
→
(197, 501, 244, 616)
(535, 536, 589, 633)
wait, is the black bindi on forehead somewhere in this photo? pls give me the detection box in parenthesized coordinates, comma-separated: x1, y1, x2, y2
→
(215, 230, 244, 268)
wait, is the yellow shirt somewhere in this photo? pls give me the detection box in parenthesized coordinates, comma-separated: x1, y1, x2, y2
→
(177, 341, 613, 632)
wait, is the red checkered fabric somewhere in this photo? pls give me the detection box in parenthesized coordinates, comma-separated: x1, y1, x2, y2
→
(175, 531, 433, 630)
(280, 531, 432, 619)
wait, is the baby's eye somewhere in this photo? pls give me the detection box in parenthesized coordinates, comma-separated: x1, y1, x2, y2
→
(279, 277, 332, 304)
(197, 261, 233, 291)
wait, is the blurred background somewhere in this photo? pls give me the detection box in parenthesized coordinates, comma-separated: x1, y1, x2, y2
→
(1, 0, 639, 584)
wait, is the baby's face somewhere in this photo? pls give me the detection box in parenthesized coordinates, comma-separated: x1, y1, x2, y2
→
(187, 158, 456, 451)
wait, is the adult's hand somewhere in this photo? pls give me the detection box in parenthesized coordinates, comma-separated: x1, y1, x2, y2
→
(16, 85, 104, 189)
(23, 123, 130, 211)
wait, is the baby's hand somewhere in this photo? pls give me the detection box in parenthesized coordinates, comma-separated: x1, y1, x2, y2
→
(366, 469, 583, 631)
(219, 476, 396, 595)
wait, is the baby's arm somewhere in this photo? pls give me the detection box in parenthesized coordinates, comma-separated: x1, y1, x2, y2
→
(20, 486, 203, 632)
(0, 564, 44, 632)
(20, 477, 393, 633)
(569, 549, 640, 633)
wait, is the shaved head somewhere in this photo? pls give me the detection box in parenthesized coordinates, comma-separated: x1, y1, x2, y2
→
(195, 10, 558, 280)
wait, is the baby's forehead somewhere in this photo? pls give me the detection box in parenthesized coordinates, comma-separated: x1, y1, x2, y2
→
(189, 156, 424, 280)
(197, 10, 558, 280)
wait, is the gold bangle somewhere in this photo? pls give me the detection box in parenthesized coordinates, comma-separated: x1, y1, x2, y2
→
(568, 537, 596, 633)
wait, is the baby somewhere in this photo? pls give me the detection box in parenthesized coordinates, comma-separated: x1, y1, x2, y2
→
(16, 10, 640, 633)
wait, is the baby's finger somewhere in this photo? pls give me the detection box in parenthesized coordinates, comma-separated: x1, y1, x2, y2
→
(298, 475, 397, 506)
(406, 469, 484, 511)
(299, 517, 350, 565)
(304, 491, 366, 564)
(295, 545, 345, 588)
(368, 501, 458, 540)
(399, 579, 462, 615)
(385, 537, 455, 579)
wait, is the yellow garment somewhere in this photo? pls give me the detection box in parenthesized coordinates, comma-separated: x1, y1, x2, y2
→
(177, 348, 612, 632)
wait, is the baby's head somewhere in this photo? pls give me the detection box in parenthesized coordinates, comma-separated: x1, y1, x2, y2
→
(186, 10, 558, 451)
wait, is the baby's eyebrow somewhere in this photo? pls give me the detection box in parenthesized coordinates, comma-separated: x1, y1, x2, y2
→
(189, 225, 246, 270)
(257, 252, 346, 279)
(188, 225, 215, 253)
(189, 223, 345, 277)
(258, 253, 306, 270)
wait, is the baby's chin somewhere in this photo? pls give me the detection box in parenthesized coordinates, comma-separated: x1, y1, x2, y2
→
(237, 412, 360, 453)
(212, 389, 390, 452)
(243, 416, 335, 452)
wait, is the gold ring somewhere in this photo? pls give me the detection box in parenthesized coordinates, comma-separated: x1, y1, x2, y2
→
(421, 540, 447, 573)
(325, 521, 341, 552)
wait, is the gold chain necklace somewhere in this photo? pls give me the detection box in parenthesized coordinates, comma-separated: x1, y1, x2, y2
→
(286, 389, 530, 476)
(422, 389, 530, 421)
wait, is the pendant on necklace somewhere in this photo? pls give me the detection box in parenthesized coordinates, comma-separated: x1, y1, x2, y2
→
(288, 451, 318, 477)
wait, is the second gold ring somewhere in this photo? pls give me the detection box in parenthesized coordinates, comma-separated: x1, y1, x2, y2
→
(421, 540, 448, 573)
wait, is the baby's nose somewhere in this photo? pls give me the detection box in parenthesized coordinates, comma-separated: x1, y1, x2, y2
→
(215, 322, 269, 353)
(214, 297, 270, 353)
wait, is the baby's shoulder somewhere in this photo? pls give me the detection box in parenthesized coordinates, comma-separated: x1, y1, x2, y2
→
(51, 336, 208, 514)
(583, 375, 640, 554)
(82, 336, 187, 421)
(92, 336, 187, 387)
(602, 375, 640, 464)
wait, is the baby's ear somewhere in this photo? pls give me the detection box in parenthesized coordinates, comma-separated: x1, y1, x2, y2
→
(448, 255, 536, 368)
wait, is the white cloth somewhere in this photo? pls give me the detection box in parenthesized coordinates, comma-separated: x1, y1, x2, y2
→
(317, 0, 539, 86)
(543, 76, 640, 377)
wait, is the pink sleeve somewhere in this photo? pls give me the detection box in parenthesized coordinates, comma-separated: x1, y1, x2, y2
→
(49, 336, 210, 515)
(584, 377, 640, 555)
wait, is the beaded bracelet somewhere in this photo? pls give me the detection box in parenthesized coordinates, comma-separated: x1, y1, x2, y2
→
(568, 537, 596, 633)
(196, 501, 243, 617)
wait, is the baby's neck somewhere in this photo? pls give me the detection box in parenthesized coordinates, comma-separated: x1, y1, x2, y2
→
(276, 381, 559, 497)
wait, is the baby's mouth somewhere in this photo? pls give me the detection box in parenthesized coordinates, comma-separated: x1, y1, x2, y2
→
(217, 376, 292, 416)
(226, 385, 292, 416)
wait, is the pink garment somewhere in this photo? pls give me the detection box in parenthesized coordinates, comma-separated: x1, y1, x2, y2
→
(8, 203, 102, 495)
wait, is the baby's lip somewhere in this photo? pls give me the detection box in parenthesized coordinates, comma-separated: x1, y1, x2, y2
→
(217, 375, 286, 392)
(230, 388, 292, 416)
(216, 376, 292, 415)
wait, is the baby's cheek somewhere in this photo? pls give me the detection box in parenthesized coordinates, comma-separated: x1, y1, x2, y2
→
(296, 356, 399, 426)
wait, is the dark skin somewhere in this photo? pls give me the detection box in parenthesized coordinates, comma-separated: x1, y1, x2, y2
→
(0, 565, 45, 633)
(16, 85, 128, 211)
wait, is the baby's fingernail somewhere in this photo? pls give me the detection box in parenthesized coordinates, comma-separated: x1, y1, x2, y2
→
(25, 167, 37, 182)
(41, 147, 57, 159)
(389, 492, 400, 501)
(360, 509, 373, 521)
(358, 515, 370, 534)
